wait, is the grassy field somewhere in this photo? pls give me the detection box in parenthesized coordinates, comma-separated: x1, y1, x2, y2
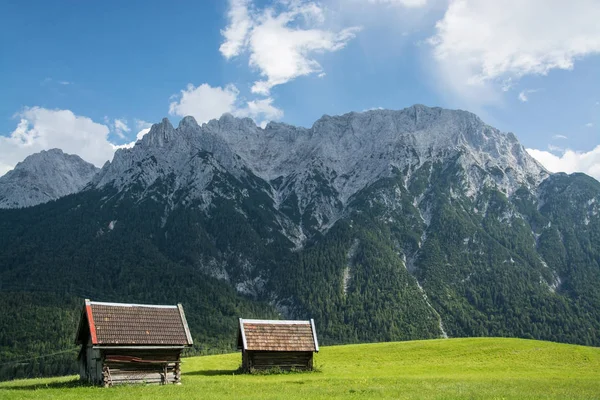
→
(1, 338, 599, 399)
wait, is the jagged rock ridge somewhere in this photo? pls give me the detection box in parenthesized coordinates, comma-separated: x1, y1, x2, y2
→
(93, 105, 548, 237)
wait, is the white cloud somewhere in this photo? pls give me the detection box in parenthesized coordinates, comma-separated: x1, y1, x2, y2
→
(220, 0, 253, 59)
(0, 107, 119, 176)
(136, 128, 151, 141)
(363, 106, 384, 111)
(132, 119, 152, 142)
(41, 78, 72, 86)
(168, 83, 284, 126)
(585, 122, 594, 128)
(169, 83, 240, 123)
(236, 97, 284, 121)
(135, 119, 152, 131)
(0, 108, 155, 175)
(501, 78, 513, 92)
(114, 126, 152, 150)
(429, 0, 600, 103)
(220, 0, 361, 95)
(367, 0, 427, 7)
(527, 147, 600, 181)
(518, 89, 539, 103)
(113, 119, 131, 139)
(553, 134, 568, 140)
(518, 92, 528, 103)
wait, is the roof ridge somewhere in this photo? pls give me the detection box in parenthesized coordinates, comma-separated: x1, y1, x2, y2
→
(89, 301, 178, 309)
(240, 318, 312, 325)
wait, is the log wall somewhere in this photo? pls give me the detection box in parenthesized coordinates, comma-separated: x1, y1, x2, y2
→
(79, 348, 183, 386)
(78, 341, 103, 384)
(243, 350, 314, 371)
(101, 349, 182, 386)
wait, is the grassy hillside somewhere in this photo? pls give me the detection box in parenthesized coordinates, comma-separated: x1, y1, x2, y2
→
(1, 338, 598, 399)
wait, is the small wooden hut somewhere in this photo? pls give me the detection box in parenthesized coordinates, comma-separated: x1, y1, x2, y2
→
(237, 318, 319, 372)
(75, 299, 193, 386)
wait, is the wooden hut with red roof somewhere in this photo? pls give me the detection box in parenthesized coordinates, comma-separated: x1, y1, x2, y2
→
(237, 318, 319, 372)
(75, 299, 193, 386)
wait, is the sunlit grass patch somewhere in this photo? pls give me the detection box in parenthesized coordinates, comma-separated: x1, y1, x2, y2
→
(1, 338, 598, 399)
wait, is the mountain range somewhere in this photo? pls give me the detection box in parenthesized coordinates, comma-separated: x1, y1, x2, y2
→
(1, 105, 599, 380)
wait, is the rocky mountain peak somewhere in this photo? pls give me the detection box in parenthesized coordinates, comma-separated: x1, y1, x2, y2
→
(0, 149, 99, 209)
(178, 115, 199, 129)
(141, 117, 176, 148)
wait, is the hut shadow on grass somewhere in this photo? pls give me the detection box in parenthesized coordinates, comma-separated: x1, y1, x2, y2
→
(185, 366, 322, 377)
(0, 379, 86, 391)
(185, 368, 241, 376)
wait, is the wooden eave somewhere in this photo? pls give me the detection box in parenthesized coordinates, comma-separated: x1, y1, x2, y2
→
(75, 299, 97, 345)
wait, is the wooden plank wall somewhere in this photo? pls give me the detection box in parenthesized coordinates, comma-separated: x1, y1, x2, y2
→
(102, 362, 179, 386)
(100, 349, 182, 386)
(245, 351, 313, 371)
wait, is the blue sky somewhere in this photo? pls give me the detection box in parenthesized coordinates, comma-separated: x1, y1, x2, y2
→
(1, 0, 599, 178)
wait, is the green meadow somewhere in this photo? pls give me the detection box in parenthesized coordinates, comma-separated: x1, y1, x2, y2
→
(1, 338, 599, 399)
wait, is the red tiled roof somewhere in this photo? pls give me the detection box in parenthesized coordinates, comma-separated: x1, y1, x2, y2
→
(238, 319, 319, 352)
(76, 300, 193, 346)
